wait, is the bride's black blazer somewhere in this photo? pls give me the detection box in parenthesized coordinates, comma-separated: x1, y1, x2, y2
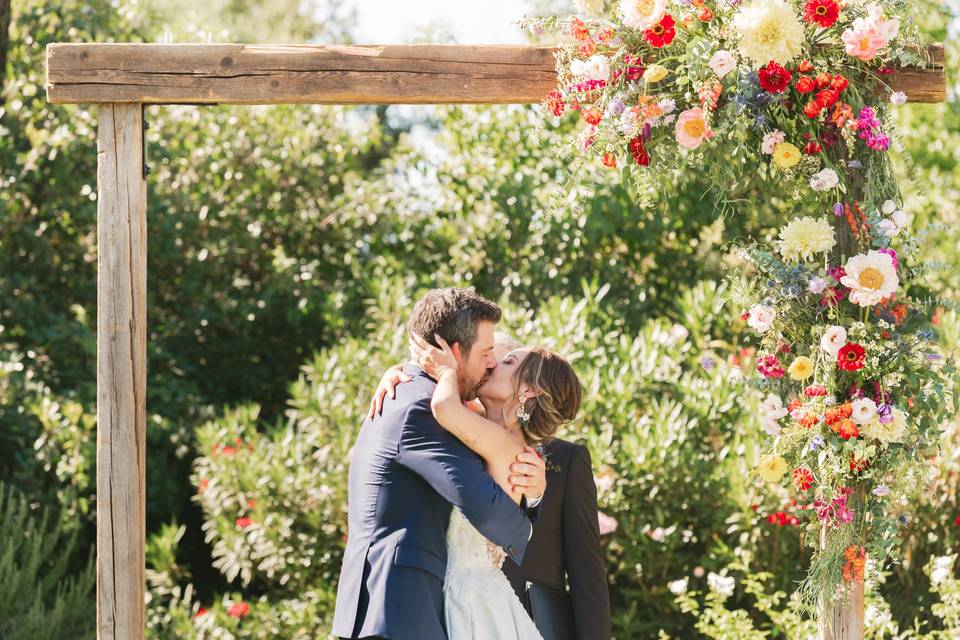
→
(502, 438, 612, 640)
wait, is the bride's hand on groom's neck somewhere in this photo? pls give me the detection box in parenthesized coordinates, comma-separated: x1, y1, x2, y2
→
(411, 333, 458, 379)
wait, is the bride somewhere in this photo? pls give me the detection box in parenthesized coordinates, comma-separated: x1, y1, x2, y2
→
(402, 332, 583, 639)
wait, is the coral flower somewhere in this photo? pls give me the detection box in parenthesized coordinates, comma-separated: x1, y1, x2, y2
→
(675, 108, 712, 149)
(834, 419, 860, 440)
(235, 517, 254, 528)
(796, 76, 816, 93)
(227, 601, 250, 618)
(793, 468, 814, 491)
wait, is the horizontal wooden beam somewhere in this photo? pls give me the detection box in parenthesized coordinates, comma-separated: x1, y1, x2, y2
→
(46, 42, 945, 105)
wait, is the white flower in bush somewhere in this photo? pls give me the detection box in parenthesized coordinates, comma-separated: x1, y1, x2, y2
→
(707, 572, 736, 598)
(776, 216, 835, 261)
(820, 325, 847, 357)
(860, 408, 909, 444)
(668, 577, 689, 595)
(760, 393, 788, 436)
(597, 511, 619, 535)
(890, 90, 907, 105)
(851, 397, 878, 425)
(733, 0, 804, 67)
(619, 0, 667, 29)
(747, 304, 776, 333)
(708, 50, 737, 77)
(809, 168, 840, 192)
(761, 130, 785, 154)
(841, 250, 900, 307)
(582, 55, 612, 82)
(878, 208, 911, 237)
(931, 556, 954, 586)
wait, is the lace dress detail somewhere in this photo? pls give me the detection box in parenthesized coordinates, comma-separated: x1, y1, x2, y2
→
(443, 509, 544, 640)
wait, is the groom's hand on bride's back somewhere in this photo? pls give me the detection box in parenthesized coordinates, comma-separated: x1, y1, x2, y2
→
(368, 364, 412, 419)
(509, 446, 546, 502)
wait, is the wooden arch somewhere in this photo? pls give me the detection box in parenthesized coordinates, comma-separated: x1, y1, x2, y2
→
(45, 42, 946, 640)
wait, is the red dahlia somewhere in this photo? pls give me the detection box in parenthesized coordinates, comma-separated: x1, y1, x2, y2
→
(644, 15, 676, 48)
(629, 136, 650, 166)
(837, 343, 866, 371)
(793, 468, 814, 491)
(803, 0, 840, 28)
(798, 59, 815, 73)
(758, 61, 792, 93)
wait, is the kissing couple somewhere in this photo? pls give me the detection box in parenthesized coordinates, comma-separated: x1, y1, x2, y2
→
(333, 288, 607, 640)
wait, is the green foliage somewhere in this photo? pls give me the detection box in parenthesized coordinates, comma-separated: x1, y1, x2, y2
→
(0, 482, 95, 640)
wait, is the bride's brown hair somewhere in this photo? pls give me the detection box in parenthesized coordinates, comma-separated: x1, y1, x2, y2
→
(512, 348, 582, 443)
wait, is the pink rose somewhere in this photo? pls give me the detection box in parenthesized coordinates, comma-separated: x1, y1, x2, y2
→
(674, 108, 712, 150)
(598, 511, 618, 536)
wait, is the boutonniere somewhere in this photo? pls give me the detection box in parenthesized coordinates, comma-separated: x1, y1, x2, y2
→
(536, 442, 562, 473)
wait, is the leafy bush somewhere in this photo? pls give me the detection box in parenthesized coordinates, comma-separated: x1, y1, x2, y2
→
(0, 482, 95, 640)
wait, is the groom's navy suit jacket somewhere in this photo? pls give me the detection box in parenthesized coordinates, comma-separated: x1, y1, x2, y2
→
(332, 364, 534, 640)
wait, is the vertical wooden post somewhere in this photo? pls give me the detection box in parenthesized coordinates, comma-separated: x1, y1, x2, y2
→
(819, 579, 865, 640)
(96, 103, 147, 640)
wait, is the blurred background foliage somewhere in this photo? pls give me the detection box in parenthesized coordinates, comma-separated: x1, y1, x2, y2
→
(1, 0, 958, 637)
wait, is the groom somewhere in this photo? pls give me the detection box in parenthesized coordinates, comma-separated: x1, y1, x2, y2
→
(333, 288, 547, 640)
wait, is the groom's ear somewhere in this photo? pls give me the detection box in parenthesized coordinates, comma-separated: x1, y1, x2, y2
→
(450, 341, 463, 363)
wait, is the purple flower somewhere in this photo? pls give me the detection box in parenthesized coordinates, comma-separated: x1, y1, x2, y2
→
(808, 277, 827, 294)
(927, 353, 943, 361)
(872, 485, 890, 497)
(606, 98, 626, 117)
(877, 403, 894, 424)
(833, 202, 844, 217)
(701, 357, 716, 371)
(809, 435, 825, 451)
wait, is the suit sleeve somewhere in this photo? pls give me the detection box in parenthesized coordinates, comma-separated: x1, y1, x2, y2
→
(397, 398, 533, 563)
(562, 445, 612, 639)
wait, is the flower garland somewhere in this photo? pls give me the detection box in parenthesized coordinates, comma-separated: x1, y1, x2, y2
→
(525, 0, 930, 208)
(528, 0, 953, 613)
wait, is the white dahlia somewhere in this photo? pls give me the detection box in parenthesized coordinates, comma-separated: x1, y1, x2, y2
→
(840, 250, 899, 307)
(733, 0, 805, 67)
(619, 0, 667, 30)
(860, 408, 908, 444)
(776, 216, 836, 262)
(748, 303, 776, 333)
(851, 397, 878, 425)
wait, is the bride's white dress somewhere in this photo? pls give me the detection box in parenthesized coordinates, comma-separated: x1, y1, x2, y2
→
(444, 508, 544, 640)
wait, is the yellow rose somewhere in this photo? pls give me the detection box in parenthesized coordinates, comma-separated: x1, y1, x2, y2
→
(772, 142, 801, 170)
(788, 355, 815, 380)
(757, 454, 788, 483)
(643, 64, 668, 83)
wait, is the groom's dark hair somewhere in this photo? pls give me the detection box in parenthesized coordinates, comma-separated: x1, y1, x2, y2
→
(407, 288, 501, 355)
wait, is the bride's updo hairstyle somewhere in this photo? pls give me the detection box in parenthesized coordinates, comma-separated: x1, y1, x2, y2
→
(513, 348, 582, 443)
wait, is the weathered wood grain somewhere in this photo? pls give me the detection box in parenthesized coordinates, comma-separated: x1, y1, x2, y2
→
(46, 42, 945, 105)
(96, 103, 147, 640)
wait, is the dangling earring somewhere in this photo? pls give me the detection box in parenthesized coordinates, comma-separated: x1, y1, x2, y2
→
(516, 390, 531, 428)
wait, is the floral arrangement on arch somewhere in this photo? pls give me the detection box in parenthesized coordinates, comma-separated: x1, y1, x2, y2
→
(736, 204, 957, 608)
(524, 0, 930, 206)
(526, 0, 955, 613)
